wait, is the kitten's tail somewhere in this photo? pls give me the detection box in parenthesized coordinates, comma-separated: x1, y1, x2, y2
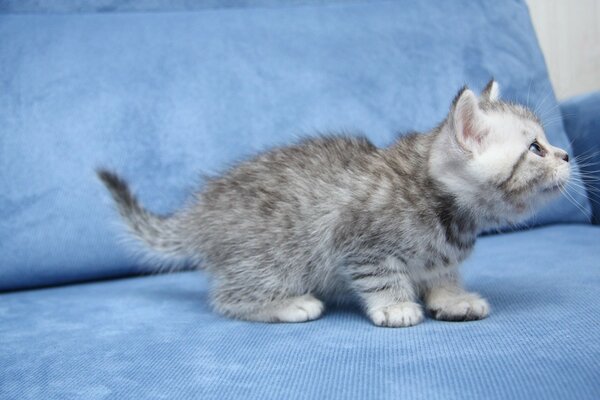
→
(96, 169, 189, 261)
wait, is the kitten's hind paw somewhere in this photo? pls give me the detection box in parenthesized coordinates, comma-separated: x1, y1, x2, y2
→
(271, 294, 325, 323)
(368, 302, 424, 327)
(427, 292, 490, 321)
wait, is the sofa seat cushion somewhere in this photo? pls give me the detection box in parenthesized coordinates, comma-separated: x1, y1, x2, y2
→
(2, 224, 599, 400)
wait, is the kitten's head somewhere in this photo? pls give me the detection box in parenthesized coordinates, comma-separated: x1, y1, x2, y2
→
(430, 80, 570, 225)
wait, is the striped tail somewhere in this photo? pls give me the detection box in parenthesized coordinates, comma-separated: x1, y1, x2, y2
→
(96, 169, 188, 259)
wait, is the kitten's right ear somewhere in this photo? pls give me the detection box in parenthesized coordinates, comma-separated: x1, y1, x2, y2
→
(451, 87, 487, 152)
(481, 79, 500, 102)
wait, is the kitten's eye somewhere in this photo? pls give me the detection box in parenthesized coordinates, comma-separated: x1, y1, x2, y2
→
(529, 140, 544, 157)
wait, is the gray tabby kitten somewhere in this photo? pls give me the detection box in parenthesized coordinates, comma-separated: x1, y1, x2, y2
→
(98, 80, 570, 327)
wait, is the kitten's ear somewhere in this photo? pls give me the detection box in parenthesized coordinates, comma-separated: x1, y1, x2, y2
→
(481, 79, 500, 102)
(451, 87, 487, 152)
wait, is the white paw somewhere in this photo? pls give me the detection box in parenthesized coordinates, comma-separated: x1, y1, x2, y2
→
(368, 302, 424, 327)
(272, 294, 325, 323)
(428, 293, 490, 321)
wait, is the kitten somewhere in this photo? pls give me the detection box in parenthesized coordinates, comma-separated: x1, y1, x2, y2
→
(98, 80, 570, 327)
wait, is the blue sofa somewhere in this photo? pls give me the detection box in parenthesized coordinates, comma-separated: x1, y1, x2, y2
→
(1, 1, 599, 399)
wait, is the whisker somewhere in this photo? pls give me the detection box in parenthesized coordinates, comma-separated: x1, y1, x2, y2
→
(567, 185, 599, 198)
(574, 149, 600, 160)
(560, 184, 591, 218)
(575, 160, 600, 169)
(576, 175, 600, 182)
(568, 183, 600, 205)
(526, 80, 532, 110)
(576, 160, 600, 166)
(575, 166, 600, 172)
(533, 88, 554, 117)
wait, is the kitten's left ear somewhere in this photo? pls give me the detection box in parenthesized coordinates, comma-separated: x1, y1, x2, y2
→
(451, 87, 488, 152)
(481, 79, 500, 102)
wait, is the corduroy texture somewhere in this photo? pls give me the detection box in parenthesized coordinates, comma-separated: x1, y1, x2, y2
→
(561, 92, 600, 224)
(1, 224, 599, 400)
(0, 1, 591, 291)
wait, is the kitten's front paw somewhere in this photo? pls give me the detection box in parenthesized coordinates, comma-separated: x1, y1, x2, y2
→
(369, 302, 424, 327)
(428, 293, 489, 321)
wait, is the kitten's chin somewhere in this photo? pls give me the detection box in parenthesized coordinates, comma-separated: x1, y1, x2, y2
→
(539, 181, 565, 195)
(514, 187, 562, 221)
(537, 178, 568, 202)
(524, 176, 568, 210)
(542, 170, 570, 195)
(503, 193, 552, 225)
(541, 185, 561, 194)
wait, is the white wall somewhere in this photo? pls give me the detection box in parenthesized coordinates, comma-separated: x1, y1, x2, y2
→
(527, 0, 600, 99)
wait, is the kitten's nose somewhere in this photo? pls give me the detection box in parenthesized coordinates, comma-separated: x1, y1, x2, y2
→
(556, 151, 569, 162)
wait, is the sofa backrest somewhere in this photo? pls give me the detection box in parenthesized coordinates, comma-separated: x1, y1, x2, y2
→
(0, 0, 591, 291)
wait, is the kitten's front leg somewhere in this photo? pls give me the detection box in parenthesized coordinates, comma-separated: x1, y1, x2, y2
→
(424, 271, 490, 321)
(350, 257, 423, 328)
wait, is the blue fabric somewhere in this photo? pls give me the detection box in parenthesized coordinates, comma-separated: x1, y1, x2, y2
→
(561, 92, 600, 225)
(0, 1, 590, 291)
(1, 224, 599, 399)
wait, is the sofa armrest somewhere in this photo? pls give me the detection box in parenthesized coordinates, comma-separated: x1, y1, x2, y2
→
(561, 92, 600, 224)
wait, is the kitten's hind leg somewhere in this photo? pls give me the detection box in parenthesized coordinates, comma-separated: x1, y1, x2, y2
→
(268, 294, 325, 322)
(212, 286, 325, 323)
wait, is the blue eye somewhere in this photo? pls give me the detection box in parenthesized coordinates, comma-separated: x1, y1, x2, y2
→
(529, 140, 544, 157)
